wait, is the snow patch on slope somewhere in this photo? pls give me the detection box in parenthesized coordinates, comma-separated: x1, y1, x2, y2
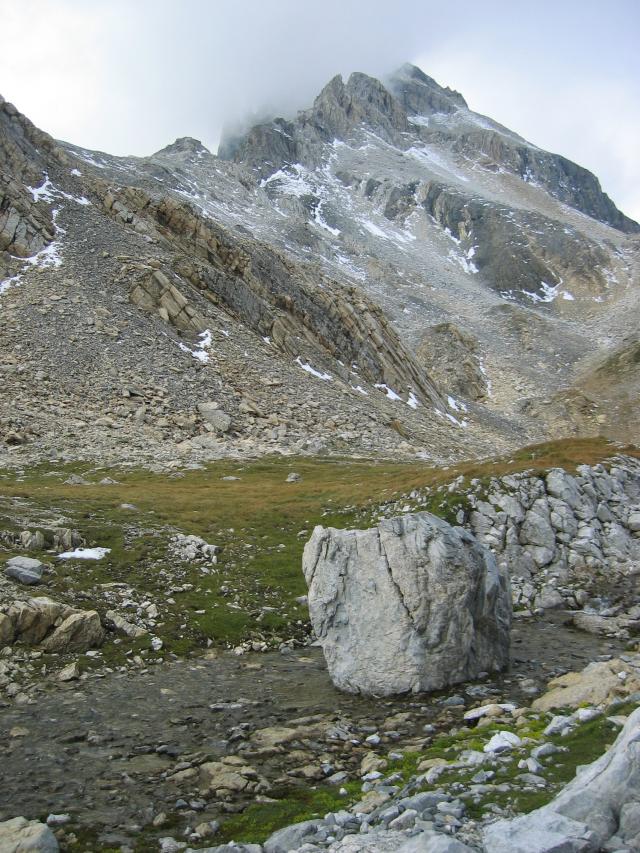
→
(295, 357, 332, 381)
(179, 329, 213, 363)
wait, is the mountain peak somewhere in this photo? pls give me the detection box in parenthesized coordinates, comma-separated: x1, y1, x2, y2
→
(310, 70, 407, 141)
(153, 137, 211, 158)
(386, 64, 467, 115)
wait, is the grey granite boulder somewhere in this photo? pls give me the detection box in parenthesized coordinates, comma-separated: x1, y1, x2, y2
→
(302, 512, 511, 696)
(5, 556, 44, 585)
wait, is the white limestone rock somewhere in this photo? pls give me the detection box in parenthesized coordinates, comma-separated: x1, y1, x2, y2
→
(302, 512, 511, 696)
(0, 816, 59, 852)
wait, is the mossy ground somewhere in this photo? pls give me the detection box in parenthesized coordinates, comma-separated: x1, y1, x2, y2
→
(216, 782, 363, 844)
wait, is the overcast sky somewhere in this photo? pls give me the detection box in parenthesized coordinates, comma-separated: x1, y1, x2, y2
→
(1, 0, 638, 220)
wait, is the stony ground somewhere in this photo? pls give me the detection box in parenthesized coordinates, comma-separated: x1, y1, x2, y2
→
(2, 70, 640, 853)
(0, 439, 639, 850)
(0, 619, 633, 851)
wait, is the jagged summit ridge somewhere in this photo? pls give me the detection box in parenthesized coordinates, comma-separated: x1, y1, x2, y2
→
(153, 137, 211, 158)
(218, 63, 638, 235)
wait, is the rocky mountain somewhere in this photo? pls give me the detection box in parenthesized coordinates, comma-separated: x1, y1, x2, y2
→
(2, 61, 640, 853)
(1, 64, 639, 470)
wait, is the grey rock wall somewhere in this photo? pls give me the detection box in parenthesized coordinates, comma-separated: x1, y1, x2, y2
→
(467, 459, 640, 612)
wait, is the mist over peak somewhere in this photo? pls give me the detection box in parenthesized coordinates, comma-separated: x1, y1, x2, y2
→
(1, 0, 638, 218)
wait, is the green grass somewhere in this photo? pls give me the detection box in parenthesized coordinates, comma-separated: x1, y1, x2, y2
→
(216, 782, 361, 844)
(464, 704, 637, 819)
(0, 437, 637, 665)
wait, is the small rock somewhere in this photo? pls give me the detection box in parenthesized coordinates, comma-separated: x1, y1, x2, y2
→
(105, 611, 148, 638)
(57, 662, 80, 682)
(544, 715, 574, 736)
(483, 731, 522, 753)
(159, 838, 186, 852)
(389, 808, 418, 830)
(46, 814, 71, 827)
(63, 474, 89, 485)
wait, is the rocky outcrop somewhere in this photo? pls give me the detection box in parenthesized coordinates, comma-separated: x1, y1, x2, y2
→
(1, 527, 83, 553)
(420, 181, 612, 302)
(220, 72, 409, 174)
(169, 532, 219, 563)
(416, 323, 487, 401)
(447, 131, 640, 235)
(531, 656, 640, 712)
(302, 512, 511, 696)
(0, 172, 55, 260)
(199, 758, 269, 798)
(310, 73, 409, 144)
(129, 268, 207, 333)
(566, 336, 640, 445)
(0, 94, 70, 266)
(100, 184, 447, 410)
(0, 596, 104, 651)
(466, 459, 640, 613)
(483, 705, 640, 852)
(386, 63, 467, 116)
(40, 609, 103, 652)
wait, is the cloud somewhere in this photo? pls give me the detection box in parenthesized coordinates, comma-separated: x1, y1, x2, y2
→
(0, 0, 443, 154)
(0, 0, 637, 219)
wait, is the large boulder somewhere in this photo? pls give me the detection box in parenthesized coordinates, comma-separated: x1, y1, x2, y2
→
(0, 597, 106, 652)
(0, 816, 59, 851)
(302, 512, 511, 696)
(2, 598, 67, 645)
(483, 705, 640, 852)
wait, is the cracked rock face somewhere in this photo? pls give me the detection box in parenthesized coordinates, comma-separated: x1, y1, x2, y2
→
(302, 512, 511, 696)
